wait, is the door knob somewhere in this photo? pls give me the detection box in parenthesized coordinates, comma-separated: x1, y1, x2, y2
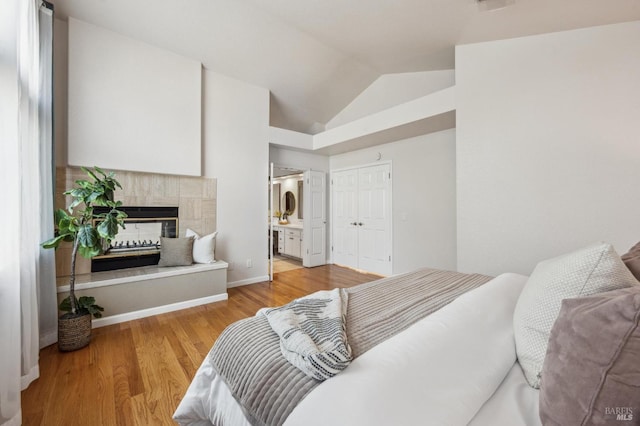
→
(358, 222, 363, 226)
(350, 222, 357, 226)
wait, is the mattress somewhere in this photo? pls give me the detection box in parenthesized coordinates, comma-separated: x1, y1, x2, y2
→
(174, 272, 540, 426)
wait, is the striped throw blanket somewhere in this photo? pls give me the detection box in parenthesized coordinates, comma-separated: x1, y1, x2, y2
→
(259, 288, 351, 380)
(208, 268, 492, 426)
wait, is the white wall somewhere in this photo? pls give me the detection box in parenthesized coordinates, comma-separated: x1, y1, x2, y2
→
(269, 145, 329, 172)
(67, 18, 202, 176)
(330, 128, 457, 274)
(269, 126, 313, 150)
(326, 70, 454, 129)
(456, 21, 640, 276)
(203, 69, 270, 285)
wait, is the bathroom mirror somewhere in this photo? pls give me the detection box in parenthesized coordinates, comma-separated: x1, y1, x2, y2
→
(283, 191, 296, 215)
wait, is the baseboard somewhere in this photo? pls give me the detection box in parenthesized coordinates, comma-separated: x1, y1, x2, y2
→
(92, 293, 228, 328)
(227, 275, 270, 288)
(39, 329, 58, 349)
(4, 411, 21, 426)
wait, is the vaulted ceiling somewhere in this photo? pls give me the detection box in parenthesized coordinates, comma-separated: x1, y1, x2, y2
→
(54, 0, 640, 133)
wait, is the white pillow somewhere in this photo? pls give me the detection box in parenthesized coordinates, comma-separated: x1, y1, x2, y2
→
(513, 242, 638, 388)
(185, 228, 218, 264)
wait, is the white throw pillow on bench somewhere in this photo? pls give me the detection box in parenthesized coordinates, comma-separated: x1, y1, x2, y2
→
(185, 228, 218, 264)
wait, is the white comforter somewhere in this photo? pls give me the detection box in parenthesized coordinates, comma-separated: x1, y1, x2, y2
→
(174, 273, 541, 426)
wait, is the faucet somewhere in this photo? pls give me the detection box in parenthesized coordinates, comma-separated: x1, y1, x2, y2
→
(281, 212, 289, 222)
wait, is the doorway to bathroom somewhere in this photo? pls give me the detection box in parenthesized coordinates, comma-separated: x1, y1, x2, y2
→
(268, 164, 327, 280)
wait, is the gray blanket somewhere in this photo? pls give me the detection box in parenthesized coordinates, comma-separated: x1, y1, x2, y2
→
(208, 268, 492, 426)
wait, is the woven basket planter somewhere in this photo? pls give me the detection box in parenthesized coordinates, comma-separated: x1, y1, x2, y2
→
(58, 312, 91, 352)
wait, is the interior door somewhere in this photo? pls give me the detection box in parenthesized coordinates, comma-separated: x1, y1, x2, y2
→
(331, 169, 359, 269)
(269, 162, 274, 281)
(357, 164, 392, 275)
(302, 170, 327, 267)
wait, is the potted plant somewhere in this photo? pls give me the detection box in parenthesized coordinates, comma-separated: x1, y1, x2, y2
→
(42, 166, 127, 351)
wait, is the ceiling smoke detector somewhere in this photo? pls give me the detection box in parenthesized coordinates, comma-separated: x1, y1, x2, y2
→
(477, 0, 515, 11)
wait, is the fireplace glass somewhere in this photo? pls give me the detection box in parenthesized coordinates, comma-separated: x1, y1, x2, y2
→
(91, 206, 178, 272)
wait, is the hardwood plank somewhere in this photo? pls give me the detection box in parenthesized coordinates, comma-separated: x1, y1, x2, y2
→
(111, 328, 142, 426)
(88, 330, 117, 426)
(21, 265, 378, 425)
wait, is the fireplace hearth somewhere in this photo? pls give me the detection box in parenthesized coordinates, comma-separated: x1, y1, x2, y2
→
(91, 206, 178, 272)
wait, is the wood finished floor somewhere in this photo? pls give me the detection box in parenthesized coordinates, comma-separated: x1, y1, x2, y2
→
(21, 265, 379, 426)
(272, 256, 303, 273)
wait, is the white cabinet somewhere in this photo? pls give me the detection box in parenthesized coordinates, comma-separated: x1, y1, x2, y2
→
(284, 229, 302, 258)
(274, 226, 303, 259)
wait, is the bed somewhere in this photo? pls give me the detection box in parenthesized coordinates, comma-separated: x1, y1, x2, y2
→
(174, 242, 640, 426)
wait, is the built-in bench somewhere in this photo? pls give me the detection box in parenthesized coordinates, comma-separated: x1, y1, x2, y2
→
(56, 261, 229, 328)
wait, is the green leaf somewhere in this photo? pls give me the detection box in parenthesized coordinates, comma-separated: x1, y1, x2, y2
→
(68, 187, 88, 198)
(54, 209, 75, 234)
(64, 219, 78, 233)
(78, 244, 101, 258)
(91, 197, 107, 207)
(42, 234, 65, 249)
(76, 225, 102, 258)
(77, 224, 97, 248)
(75, 179, 92, 189)
(57, 216, 76, 235)
(85, 191, 101, 204)
(75, 295, 104, 318)
(59, 297, 72, 313)
(54, 209, 70, 224)
(78, 296, 96, 307)
(97, 214, 119, 239)
(84, 167, 100, 182)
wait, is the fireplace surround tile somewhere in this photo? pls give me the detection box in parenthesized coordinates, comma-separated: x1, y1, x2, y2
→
(179, 176, 204, 198)
(202, 199, 216, 219)
(179, 198, 202, 221)
(203, 178, 216, 199)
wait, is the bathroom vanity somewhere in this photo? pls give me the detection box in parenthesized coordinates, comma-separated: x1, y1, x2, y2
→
(273, 224, 303, 259)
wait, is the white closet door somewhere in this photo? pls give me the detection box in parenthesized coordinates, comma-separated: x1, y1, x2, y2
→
(303, 170, 327, 267)
(331, 164, 392, 275)
(357, 164, 392, 276)
(332, 169, 359, 269)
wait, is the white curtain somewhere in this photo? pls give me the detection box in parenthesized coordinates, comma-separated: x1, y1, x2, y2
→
(0, 0, 23, 423)
(0, 0, 57, 424)
(36, 2, 58, 352)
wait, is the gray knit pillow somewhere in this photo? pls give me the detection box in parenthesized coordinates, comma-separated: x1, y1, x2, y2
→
(158, 236, 194, 266)
(513, 242, 637, 388)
